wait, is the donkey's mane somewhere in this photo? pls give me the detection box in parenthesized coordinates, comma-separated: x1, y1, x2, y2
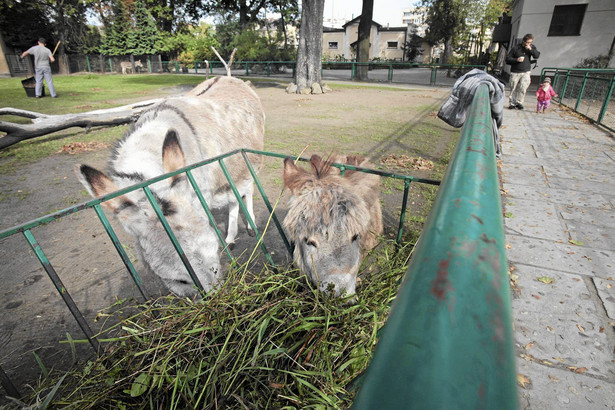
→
(284, 178, 370, 239)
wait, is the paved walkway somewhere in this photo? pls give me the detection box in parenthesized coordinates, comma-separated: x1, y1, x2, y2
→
(500, 97, 615, 408)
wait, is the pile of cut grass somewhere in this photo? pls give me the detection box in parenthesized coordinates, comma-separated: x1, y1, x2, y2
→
(21, 241, 412, 409)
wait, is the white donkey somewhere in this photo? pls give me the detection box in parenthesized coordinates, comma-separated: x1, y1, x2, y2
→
(75, 76, 265, 296)
(283, 154, 383, 299)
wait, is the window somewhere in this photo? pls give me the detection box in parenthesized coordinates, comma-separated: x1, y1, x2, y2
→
(548, 4, 587, 36)
(387, 41, 398, 49)
(328, 41, 338, 49)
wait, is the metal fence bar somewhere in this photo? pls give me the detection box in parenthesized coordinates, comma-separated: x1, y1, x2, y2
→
(185, 169, 234, 262)
(0, 364, 21, 400)
(540, 67, 615, 132)
(22, 229, 101, 353)
(217, 158, 276, 267)
(353, 84, 516, 409)
(142, 186, 205, 293)
(240, 150, 293, 257)
(93, 204, 148, 301)
(395, 178, 411, 245)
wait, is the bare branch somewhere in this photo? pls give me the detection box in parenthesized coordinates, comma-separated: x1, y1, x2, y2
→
(0, 98, 164, 150)
(0, 108, 50, 119)
(211, 47, 237, 77)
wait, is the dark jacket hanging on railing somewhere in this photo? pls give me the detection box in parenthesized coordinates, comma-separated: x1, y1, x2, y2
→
(437, 68, 505, 157)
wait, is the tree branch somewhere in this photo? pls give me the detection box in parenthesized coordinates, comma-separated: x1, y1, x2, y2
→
(0, 98, 163, 150)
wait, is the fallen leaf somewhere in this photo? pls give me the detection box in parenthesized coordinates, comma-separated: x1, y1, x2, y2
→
(532, 294, 541, 300)
(525, 342, 535, 350)
(504, 212, 513, 218)
(577, 324, 585, 332)
(547, 325, 554, 332)
(548, 375, 560, 382)
(569, 239, 584, 246)
(517, 374, 532, 389)
(537, 276, 555, 284)
(552, 357, 566, 363)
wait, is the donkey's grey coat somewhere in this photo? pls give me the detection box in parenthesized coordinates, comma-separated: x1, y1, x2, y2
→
(76, 76, 265, 296)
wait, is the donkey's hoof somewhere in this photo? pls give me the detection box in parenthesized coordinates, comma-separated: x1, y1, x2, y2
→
(247, 226, 256, 237)
(225, 241, 236, 251)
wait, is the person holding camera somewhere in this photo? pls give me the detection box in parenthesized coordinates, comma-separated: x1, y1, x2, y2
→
(505, 33, 540, 110)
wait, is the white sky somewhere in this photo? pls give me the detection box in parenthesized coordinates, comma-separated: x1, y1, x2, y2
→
(323, 0, 421, 27)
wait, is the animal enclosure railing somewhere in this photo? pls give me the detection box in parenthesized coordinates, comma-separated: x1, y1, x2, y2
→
(0, 149, 439, 399)
(540, 67, 615, 132)
(0, 88, 516, 406)
(353, 85, 517, 408)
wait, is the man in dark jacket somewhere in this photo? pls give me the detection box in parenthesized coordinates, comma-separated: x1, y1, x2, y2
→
(505, 33, 540, 110)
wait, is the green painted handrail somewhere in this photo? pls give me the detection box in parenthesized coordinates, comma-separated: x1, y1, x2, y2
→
(353, 84, 517, 409)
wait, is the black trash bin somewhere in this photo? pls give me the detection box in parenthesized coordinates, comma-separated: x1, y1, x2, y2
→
(22, 76, 45, 98)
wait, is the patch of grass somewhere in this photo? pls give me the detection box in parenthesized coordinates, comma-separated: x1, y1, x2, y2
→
(0, 75, 209, 175)
(23, 241, 413, 409)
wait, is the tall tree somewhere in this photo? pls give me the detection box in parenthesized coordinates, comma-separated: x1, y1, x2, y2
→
(403, 25, 424, 62)
(423, 0, 465, 65)
(356, 0, 373, 81)
(130, 0, 163, 55)
(205, 0, 267, 31)
(294, 0, 325, 93)
(0, 0, 54, 50)
(100, 0, 133, 55)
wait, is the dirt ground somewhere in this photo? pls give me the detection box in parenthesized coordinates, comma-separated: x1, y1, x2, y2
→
(0, 79, 457, 401)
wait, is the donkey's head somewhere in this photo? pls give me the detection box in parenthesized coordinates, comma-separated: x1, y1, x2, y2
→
(75, 130, 221, 296)
(282, 155, 373, 299)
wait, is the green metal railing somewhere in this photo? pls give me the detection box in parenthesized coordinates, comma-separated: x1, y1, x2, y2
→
(354, 85, 517, 409)
(540, 67, 615, 132)
(82, 57, 484, 86)
(0, 149, 439, 398)
(0, 88, 515, 405)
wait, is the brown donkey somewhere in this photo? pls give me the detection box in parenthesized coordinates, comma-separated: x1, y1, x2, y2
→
(283, 154, 383, 299)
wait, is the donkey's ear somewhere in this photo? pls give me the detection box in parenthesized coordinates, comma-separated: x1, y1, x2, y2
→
(283, 157, 309, 194)
(162, 130, 186, 186)
(75, 164, 134, 212)
(309, 154, 323, 176)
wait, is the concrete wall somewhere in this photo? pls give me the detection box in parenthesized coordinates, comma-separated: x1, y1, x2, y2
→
(510, 0, 615, 74)
(322, 32, 345, 59)
(377, 31, 407, 60)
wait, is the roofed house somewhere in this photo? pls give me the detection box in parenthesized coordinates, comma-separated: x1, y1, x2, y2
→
(322, 17, 408, 61)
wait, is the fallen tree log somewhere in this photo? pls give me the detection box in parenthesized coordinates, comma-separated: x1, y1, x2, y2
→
(0, 98, 163, 150)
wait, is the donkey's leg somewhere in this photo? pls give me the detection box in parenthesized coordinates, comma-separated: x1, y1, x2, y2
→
(225, 195, 240, 246)
(243, 182, 256, 237)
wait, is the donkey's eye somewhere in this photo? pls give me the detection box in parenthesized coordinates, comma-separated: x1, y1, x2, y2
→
(351, 233, 360, 242)
(304, 237, 318, 248)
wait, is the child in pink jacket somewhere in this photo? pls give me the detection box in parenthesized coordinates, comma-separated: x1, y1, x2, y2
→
(535, 77, 557, 113)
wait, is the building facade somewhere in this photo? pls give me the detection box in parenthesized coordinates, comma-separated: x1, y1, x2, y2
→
(322, 17, 408, 61)
(506, 0, 615, 75)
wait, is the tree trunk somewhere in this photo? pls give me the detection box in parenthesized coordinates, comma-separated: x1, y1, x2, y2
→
(356, 0, 374, 81)
(295, 0, 325, 93)
(0, 99, 162, 150)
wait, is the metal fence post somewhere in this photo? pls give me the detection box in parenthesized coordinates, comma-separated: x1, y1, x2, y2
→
(388, 64, 393, 83)
(598, 75, 615, 125)
(86, 55, 91, 72)
(575, 71, 589, 111)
